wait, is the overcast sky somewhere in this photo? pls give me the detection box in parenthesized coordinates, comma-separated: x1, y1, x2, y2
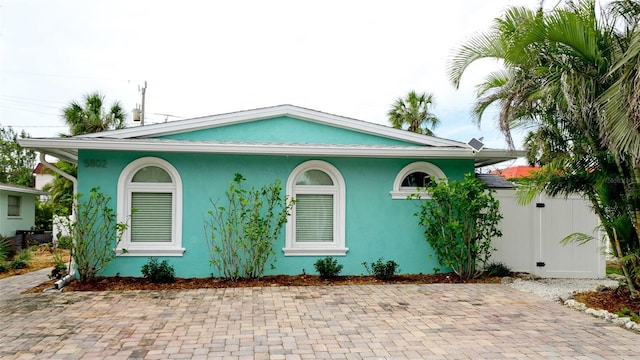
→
(1, 0, 547, 155)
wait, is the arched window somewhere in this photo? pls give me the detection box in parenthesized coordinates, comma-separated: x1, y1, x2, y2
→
(390, 162, 446, 199)
(283, 160, 348, 256)
(116, 157, 184, 256)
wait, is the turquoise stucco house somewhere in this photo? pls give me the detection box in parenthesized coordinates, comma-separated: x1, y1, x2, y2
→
(21, 105, 517, 277)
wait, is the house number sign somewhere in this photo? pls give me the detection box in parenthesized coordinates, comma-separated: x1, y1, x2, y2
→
(84, 159, 107, 168)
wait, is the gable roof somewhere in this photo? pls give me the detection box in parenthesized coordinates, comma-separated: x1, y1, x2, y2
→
(78, 104, 465, 147)
(19, 105, 523, 167)
(33, 163, 53, 175)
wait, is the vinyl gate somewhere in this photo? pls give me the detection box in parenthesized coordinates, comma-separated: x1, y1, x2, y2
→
(490, 190, 606, 278)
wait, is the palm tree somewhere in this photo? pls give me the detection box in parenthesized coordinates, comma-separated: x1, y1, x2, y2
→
(447, 0, 640, 296)
(62, 92, 126, 136)
(387, 91, 440, 135)
(48, 93, 127, 218)
(42, 160, 76, 215)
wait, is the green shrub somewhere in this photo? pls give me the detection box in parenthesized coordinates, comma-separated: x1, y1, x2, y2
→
(363, 258, 400, 280)
(412, 173, 502, 279)
(485, 261, 512, 277)
(141, 257, 176, 284)
(49, 261, 67, 280)
(10, 259, 29, 269)
(56, 236, 73, 250)
(15, 248, 33, 262)
(9, 249, 32, 269)
(35, 200, 54, 231)
(0, 263, 7, 273)
(314, 257, 343, 279)
(616, 308, 640, 323)
(204, 173, 294, 280)
(0, 237, 13, 262)
(57, 188, 128, 282)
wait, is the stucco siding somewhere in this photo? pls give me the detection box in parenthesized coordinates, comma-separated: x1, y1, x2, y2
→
(77, 149, 473, 278)
(156, 116, 422, 146)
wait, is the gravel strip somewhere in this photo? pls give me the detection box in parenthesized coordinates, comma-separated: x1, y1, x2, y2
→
(505, 277, 620, 302)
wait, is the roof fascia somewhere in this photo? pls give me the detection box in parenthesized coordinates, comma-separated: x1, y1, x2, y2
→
(0, 184, 48, 195)
(19, 138, 521, 164)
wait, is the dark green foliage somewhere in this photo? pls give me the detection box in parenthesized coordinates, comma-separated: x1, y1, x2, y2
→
(205, 173, 294, 280)
(9, 249, 32, 269)
(388, 91, 440, 135)
(62, 92, 126, 136)
(362, 258, 400, 280)
(314, 257, 343, 279)
(0, 126, 36, 187)
(413, 173, 502, 279)
(0, 263, 7, 273)
(49, 261, 67, 280)
(447, 0, 640, 296)
(58, 188, 128, 282)
(35, 200, 54, 231)
(616, 308, 640, 323)
(10, 259, 28, 269)
(56, 236, 73, 250)
(15, 248, 32, 262)
(141, 257, 176, 284)
(0, 236, 14, 263)
(485, 262, 512, 277)
(42, 161, 77, 215)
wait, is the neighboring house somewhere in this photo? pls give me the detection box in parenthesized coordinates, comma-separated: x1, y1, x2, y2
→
(19, 105, 518, 278)
(490, 165, 539, 179)
(482, 169, 606, 278)
(33, 162, 54, 192)
(0, 183, 47, 238)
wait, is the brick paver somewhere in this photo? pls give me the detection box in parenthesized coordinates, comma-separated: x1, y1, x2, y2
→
(0, 270, 638, 359)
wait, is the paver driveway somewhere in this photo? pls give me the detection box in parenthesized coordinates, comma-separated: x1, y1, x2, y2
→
(1, 270, 639, 359)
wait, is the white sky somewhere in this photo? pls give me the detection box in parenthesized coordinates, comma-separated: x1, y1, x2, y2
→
(1, 0, 546, 154)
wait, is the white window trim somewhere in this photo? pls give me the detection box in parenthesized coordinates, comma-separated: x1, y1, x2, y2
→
(116, 157, 184, 256)
(390, 162, 447, 199)
(283, 160, 348, 256)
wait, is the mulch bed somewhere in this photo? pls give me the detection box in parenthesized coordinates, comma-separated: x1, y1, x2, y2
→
(23, 273, 640, 320)
(24, 273, 501, 293)
(573, 287, 640, 315)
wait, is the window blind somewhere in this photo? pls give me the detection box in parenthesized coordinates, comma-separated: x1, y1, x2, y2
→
(295, 194, 333, 242)
(7, 195, 20, 216)
(131, 192, 172, 242)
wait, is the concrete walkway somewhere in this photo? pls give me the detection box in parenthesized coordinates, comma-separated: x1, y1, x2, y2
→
(0, 270, 639, 359)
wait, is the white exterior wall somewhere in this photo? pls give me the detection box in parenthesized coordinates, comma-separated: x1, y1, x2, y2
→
(491, 190, 606, 279)
(34, 173, 54, 191)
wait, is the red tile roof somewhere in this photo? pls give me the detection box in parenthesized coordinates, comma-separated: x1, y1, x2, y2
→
(490, 166, 539, 179)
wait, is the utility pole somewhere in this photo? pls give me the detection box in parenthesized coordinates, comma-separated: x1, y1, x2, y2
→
(140, 81, 147, 126)
(132, 81, 148, 126)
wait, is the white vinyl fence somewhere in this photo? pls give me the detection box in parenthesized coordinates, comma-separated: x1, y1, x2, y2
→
(491, 190, 606, 278)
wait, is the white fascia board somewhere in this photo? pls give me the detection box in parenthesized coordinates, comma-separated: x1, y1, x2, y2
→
(19, 138, 521, 162)
(0, 184, 48, 195)
(77, 105, 466, 148)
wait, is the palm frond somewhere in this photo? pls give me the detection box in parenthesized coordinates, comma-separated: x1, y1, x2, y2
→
(560, 232, 595, 245)
(448, 31, 504, 88)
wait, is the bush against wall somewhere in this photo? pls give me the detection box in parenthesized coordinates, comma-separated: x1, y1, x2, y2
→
(413, 173, 502, 279)
(204, 173, 294, 280)
(57, 188, 128, 282)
